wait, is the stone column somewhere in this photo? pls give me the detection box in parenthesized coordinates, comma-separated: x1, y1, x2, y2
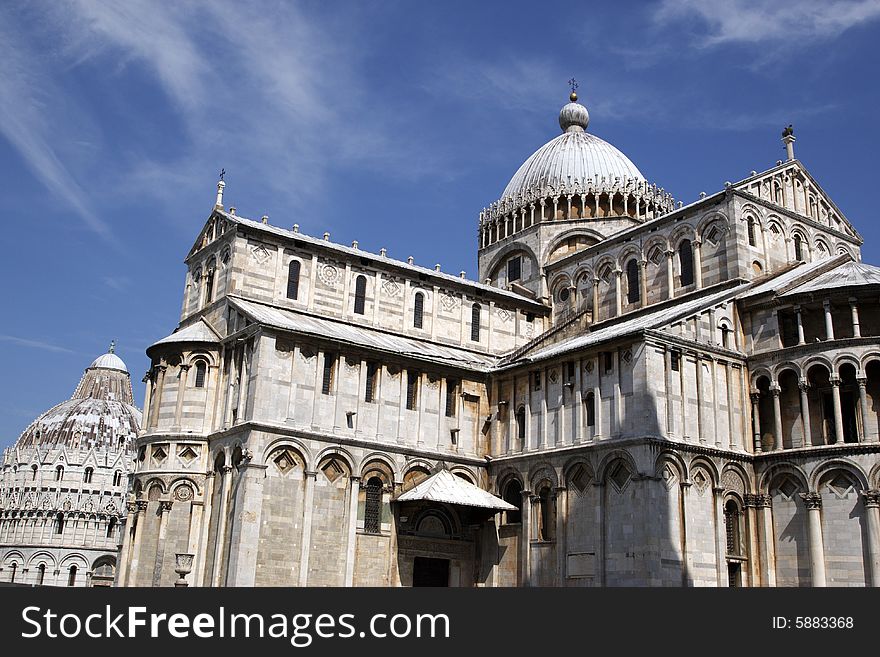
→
(794, 305, 805, 345)
(850, 297, 861, 338)
(756, 494, 776, 587)
(857, 377, 871, 442)
(194, 471, 215, 586)
(151, 365, 167, 429)
(555, 486, 567, 584)
(128, 500, 149, 587)
(823, 300, 835, 340)
(695, 355, 705, 444)
(743, 494, 760, 587)
(142, 372, 154, 430)
(152, 500, 173, 587)
(713, 487, 728, 587)
(117, 501, 136, 585)
(830, 377, 845, 444)
(574, 359, 583, 443)
(638, 259, 648, 307)
(614, 269, 622, 317)
(693, 239, 703, 289)
(344, 476, 361, 586)
(666, 250, 675, 299)
(861, 490, 880, 587)
(225, 461, 266, 587)
(771, 385, 783, 450)
(591, 278, 600, 323)
(298, 470, 317, 586)
(173, 364, 190, 429)
(520, 489, 532, 587)
(800, 492, 826, 587)
(798, 380, 811, 448)
(210, 465, 234, 587)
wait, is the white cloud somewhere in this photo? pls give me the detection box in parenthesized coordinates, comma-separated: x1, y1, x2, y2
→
(0, 335, 75, 354)
(0, 13, 115, 242)
(655, 0, 880, 47)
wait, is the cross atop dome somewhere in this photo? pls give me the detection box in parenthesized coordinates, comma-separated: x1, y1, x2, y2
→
(568, 77, 579, 102)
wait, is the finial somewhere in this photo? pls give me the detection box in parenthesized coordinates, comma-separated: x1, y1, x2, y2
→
(407, 256, 414, 265)
(261, 215, 268, 224)
(215, 170, 226, 209)
(323, 232, 330, 241)
(108, 339, 116, 354)
(352, 240, 359, 249)
(781, 124, 796, 161)
(568, 77, 579, 102)
(292, 224, 299, 233)
(434, 264, 441, 272)
(380, 247, 387, 257)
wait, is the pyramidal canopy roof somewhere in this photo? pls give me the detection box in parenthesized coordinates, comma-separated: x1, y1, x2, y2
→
(781, 260, 880, 296)
(396, 469, 515, 511)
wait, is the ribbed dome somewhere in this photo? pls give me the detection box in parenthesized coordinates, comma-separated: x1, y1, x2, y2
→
(90, 352, 128, 373)
(15, 349, 141, 450)
(501, 94, 645, 202)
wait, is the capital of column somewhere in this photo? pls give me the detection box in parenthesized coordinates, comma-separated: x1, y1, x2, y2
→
(857, 376, 867, 388)
(848, 296, 859, 304)
(126, 501, 138, 514)
(800, 491, 822, 510)
(712, 486, 725, 497)
(220, 465, 234, 475)
(823, 299, 832, 309)
(861, 489, 880, 508)
(743, 493, 760, 508)
(793, 304, 802, 312)
(829, 377, 841, 388)
(136, 500, 149, 512)
(665, 249, 675, 258)
(160, 500, 174, 513)
(304, 470, 318, 479)
(749, 392, 762, 403)
(349, 475, 361, 483)
(770, 385, 781, 397)
(798, 379, 810, 392)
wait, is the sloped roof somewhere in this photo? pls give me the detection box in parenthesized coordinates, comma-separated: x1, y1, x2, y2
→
(396, 469, 515, 511)
(781, 260, 880, 296)
(511, 284, 747, 363)
(739, 256, 847, 299)
(149, 318, 221, 349)
(228, 296, 497, 371)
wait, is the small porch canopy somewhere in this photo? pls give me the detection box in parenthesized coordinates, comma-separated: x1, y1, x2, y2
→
(396, 470, 516, 512)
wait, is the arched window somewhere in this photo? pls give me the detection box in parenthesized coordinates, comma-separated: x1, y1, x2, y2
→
(55, 512, 65, 535)
(9, 562, 16, 583)
(55, 465, 63, 481)
(537, 485, 555, 541)
(83, 467, 93, 484)
(747, 219, 756, 247)
(31, 464, 37, 481)
(516, 406, 526, 442)
(585, 391, 595, 427)
(679, 239, 694, 286)
(364, 362, 378, 403)
(107, 516, 117, 539)
(724, 499, 742, 556)
(204, 269, 216, 305)
(471, 303, 481, 342)
(774, 182, 782, 204)
(721, 325, 731, 349)
(413, 292, 424, 328)
(445, 379, 459, 417)
(502, 479, 522, 524)
(194, 361, 207, 388)
(286, 260, 301, 300)
(112, 471, 122, 487)
(353, 275, 367, 315)
(364, 477, 383, 534)
(37, 564, 45, 586)
(625, 259, 640, 304)
(67, 565, 77, 587)
(406, 371, 419, 410)
(793, 234, 803, 261)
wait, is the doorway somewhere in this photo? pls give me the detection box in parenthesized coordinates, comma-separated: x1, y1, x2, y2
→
(413, 557, 450, 587)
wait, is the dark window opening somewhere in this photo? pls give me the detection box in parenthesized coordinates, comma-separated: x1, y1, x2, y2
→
(406, 371, 419, 410)
(502, 480, 522, 524)
(532, 371, 541, 391)
(794, 234, 803, 261)
(353, 275, 367, 315)
(670, 351, 681, 372)
(286, 260, 301, 300)
(679, 239, 694, 286)
(471, 303, 482, 342)
(107, 516, 117, 538)
(445, 379, 458, 417)
(83, 467, 93, 484)
(537, 486, 555, 541)
(194, 361, 207, 388)
(365, 362, 378, 403)
(55, 512, 64, 535)
(507, 256, 522, 282)
(516, 406, 526, 441)
(413, 292, 424, 328)
(205, 270, 215, 304)
(364, 477, 383, 534)
(67, 565, 77, 587)
(626, 259, 640, 304)
(321, 353, 335, 395)
(747, 220, 756, 247)
(603, 352, 613, 374)
(586, 392, 595, 427)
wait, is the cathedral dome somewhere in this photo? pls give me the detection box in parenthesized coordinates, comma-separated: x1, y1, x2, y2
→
(14, 347, 141, 451)
(501, 93, 646, 202)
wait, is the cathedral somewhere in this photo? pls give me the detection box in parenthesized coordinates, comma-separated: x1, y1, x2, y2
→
(1, 347, 140, 586)
(114, 90, 880, 587)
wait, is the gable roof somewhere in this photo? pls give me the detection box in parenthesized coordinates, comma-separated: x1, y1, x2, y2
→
(780, 260, 880, 296)
(148, 318, 222, 351)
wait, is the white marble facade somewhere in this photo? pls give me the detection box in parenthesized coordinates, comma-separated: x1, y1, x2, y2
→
(119, 95, 880, 587)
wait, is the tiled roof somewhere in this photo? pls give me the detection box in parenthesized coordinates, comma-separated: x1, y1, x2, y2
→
(396, 469, 515, 511)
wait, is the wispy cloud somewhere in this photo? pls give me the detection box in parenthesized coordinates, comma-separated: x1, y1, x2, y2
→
(103, 276, 131, 292)
(0, 335, 75, 354)
(0, 11, 115, 243)
(654, 0, 880, 47)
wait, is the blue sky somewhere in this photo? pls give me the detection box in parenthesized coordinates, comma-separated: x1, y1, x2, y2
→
(2, 0, 880, 447)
